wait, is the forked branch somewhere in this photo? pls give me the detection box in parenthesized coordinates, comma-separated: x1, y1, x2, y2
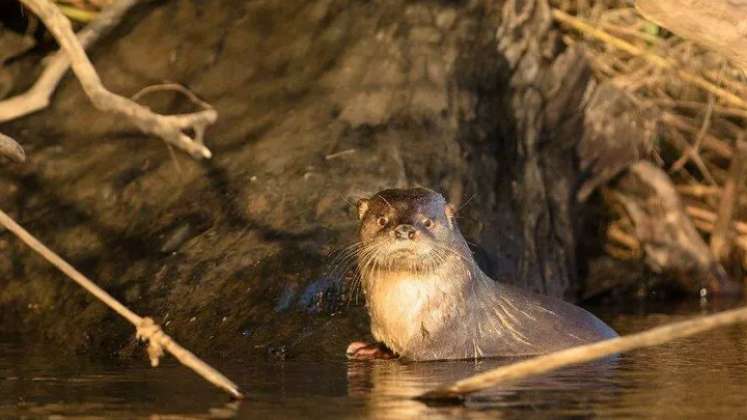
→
(0, 0, 146, 123)
(16, 0, 215, 159)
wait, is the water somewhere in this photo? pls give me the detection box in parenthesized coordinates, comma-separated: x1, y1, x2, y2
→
(3, 300, 747, 419)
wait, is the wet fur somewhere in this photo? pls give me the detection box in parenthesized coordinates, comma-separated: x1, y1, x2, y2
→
(356, 188, 617, 361)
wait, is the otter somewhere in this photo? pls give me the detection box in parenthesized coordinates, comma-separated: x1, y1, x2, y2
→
(346, 188, 617, 361)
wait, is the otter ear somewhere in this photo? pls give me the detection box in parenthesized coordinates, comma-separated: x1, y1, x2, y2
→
(357, 198, 370, 220)
(445, 203, 456, 229)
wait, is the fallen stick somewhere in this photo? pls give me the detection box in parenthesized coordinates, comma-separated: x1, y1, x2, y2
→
(0, 208, 243, 399)
(0, 0, 145, 123)
(418, 305, 747, 402)
(17, 0, 214, 159)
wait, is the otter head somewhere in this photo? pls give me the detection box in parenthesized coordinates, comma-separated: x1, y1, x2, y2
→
(356, 188, 466, 274)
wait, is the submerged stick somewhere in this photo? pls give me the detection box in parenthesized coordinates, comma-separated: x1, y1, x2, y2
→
(418, 305, 747, 402)
(0, 208, 244, 399)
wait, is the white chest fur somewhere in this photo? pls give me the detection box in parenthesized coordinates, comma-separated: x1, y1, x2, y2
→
(364, 271, 459, 354)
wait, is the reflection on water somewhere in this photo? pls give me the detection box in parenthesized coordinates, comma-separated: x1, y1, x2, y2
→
(3, 300, 747, 418)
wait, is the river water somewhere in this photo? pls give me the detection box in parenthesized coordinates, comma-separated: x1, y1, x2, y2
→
(2, 299, 747, 419)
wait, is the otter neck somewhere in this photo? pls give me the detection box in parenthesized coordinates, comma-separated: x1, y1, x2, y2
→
(360, 252, 480, 356)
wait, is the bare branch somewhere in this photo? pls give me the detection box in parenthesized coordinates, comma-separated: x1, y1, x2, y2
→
(0, 0, 145, 123)
(17, 0, 214, 159)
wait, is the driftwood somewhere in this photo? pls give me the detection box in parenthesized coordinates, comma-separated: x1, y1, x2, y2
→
(636, 0, 747, 72)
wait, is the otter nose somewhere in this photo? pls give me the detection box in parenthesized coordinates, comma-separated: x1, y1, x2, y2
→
(394, 224, 417, 240)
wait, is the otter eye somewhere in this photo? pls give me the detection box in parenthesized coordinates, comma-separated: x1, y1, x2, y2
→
(377, 216, 388, 227)
(423, 218, 434, 229)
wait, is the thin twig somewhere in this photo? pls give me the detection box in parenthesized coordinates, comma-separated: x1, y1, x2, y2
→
(418, 305, 747, 402)
(325, 149, 356, 160)
(660, 112, 732, 160)
(131, 82, 214, 111)
(0, 208, 243, 399)
(664, 112, 718, 186)
(670, 94, 714, 173)
(17, 0, 214, 159)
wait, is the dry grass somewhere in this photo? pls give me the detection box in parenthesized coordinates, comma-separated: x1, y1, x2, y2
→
(551, 1, 747, 279)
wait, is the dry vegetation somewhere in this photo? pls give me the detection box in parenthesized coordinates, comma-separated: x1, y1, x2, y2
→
(552, 0, 747, 282)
